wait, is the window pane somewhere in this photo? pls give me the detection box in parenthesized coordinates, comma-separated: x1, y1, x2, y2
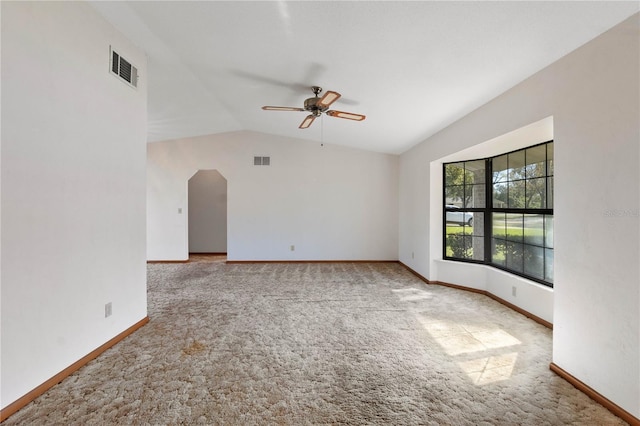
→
(547, 177, 554, 209)
(545, 248, 554, 283)
(493, 182, 508, 208)
(506, 242, 524, 273)
(446, 225, 470, 259)
(470, 212, 484, 236)
(526, 145, 547, 178)
(465, 160, 485, 184)
(508, 180, 525, 208)
(547, 143, 554, 176)
(493, 155, 508, 182)
(464, 169, 475, 185)
(524, 245, 544, 279)
(508, 150, 526, 180)
(505, 214, 523, 242)
(445, 163, 465, 186)
(545, 216, 554, 248)
(525, 178, 546, 209)
(445, 185, 464, 206)
(463, 235, 473, 259)
(471, 236, 484, 261)
(445, 233, 462, 258)
(446, 213, 481, 260)
(523, 214, 544, 246)
(492, 213, 506, 239)
(492, 239, 506, 265)
(466, 184, 486, 208)
(446, 206, 472, 226)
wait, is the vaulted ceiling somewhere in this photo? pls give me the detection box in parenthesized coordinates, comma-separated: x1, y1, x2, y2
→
(91, 1, 639, 154)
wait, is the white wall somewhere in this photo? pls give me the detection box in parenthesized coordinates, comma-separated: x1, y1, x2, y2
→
(1, 2, 147, 409)
(188, 170, 227, 253)
(148, 131, 398, 261)
(399, 14, 639, 417)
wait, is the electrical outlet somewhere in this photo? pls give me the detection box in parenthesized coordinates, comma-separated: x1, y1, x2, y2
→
(290, 245, 295, 251)
(512, 286, 517, 297)
(105, 302, 112, 318)
(178, 208, 182, 214)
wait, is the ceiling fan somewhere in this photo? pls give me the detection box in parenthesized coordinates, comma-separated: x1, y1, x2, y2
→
(262, 86, 366, 129)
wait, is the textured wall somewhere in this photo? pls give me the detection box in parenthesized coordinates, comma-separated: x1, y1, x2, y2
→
(399, 14, 639, 417)
(1, 2, 147, 409)
(148, 131, 399, 261)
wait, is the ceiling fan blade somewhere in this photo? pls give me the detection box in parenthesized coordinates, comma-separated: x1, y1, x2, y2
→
(262, 106, 305, 111)
(326, 110, 366, 121)
(299, 114, 316, 129)
(317, 91, 341, 108)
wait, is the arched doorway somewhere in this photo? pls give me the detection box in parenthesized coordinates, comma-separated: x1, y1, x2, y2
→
(188, 170, 227, 258)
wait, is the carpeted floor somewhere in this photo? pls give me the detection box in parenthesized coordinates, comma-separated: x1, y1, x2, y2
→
(4, 260, 626, 425)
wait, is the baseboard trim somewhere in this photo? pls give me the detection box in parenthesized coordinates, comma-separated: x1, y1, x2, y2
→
(549, 363, 640, 425)
(399, 262, 552, 329)
(0, 316, 150, 423)
(147, 260, 189, 264)
(401, 262, 639, 423)
(485, 292, 553, 329)
(226, 260, 398, 264)
(189, 252, 227, 255)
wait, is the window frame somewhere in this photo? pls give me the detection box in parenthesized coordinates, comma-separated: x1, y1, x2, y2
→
(443, 140, 554, 287)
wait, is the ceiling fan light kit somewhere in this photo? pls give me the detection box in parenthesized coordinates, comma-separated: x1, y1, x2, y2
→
(262, 86, 366, 129)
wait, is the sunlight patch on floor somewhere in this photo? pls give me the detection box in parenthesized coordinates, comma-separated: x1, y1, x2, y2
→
(417, 315, 521, 385)
(459, 352, 519, 385)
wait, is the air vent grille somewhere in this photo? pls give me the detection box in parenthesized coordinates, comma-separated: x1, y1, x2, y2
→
(111, 50, 119, 74)
(110, 47, 138, 88)
(254, 156, 270, 166)
(119, 57, 132, 81)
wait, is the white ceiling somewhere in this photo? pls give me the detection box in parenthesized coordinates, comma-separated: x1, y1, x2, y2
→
(91, 1, 639, 154)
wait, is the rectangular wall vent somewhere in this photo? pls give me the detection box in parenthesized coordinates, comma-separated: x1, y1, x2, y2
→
(254, 156, 270, 166)
(110, 47, 138, 88)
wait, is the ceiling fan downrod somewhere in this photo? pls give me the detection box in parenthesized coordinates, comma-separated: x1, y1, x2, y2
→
(305, 86, 327, 116)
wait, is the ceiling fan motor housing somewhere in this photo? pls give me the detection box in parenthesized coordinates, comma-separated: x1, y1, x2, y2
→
(304, 96, 327, 116)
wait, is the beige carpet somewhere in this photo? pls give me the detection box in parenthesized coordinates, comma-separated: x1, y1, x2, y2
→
(4, 261, 626, 425)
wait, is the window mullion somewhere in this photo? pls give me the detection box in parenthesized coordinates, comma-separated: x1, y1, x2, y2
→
(484, 158, 492, 263)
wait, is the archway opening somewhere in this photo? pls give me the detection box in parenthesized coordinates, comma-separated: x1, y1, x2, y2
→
(187, 169, 227, 261)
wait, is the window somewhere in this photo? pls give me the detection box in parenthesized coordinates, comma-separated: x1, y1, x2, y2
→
(444, 160, 486, 261)
(444, 141, 554, 286)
